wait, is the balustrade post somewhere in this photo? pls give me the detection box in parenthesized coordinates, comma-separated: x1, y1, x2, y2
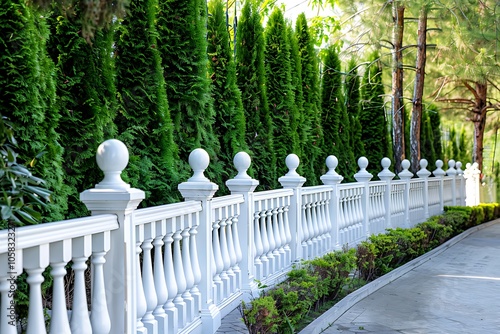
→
(464, 162, 481, 206)
(278, 154, 306, 263)
(320, 155, 343, 251)
(80, 139, 145, 334)
(456, 162, 465, 206)
(398, 159, 413, 227)
(416, 159, 432, 219)
(433, 160, 446, 212)
(354, 157, 373, 239)
(446, 159, 457, 206)
(178, 148, 220, 334)
(226, 152, 259, 298)
(378, 158, 396, 229)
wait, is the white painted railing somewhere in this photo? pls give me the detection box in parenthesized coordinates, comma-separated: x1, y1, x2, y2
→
(0, 139, 469, 334)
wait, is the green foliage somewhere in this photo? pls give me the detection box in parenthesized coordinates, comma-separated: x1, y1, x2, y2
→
(114, 0, 179, 206)
(47, 9, 118, 217)
(265, 7, 300, 179)
(241, 296, 279, 334)
(321, 45, 356, 179)
(207, 0, 248, 194)
(420, 105, 437, 164)
(345, 58, 365, 160)
(157, 0, 223, 187)
(426, 104, 443, 159)
(0, 0, 68, 221)
(360, 51, 390, 175)
(296, 13, 324, 185)
(235, 1, 276, 189)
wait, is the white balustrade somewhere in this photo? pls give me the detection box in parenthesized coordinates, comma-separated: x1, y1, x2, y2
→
(0, 138, 467, 334)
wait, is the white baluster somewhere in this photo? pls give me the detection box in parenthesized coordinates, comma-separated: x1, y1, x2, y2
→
(173, 229, 187, 328)
(270, 204, 281, 272)
(141, 223, 158, 333)
(212, 217, 223, 303)
(277, 198, 287, 269)
(266, 205, 277, 274)
(49, 240, 71, 334)
(259, 204, 270, 277)
(24, 245, 49, 334)
(283, 203, 292, 266)
(219, 213, 231, 299)
(135, 226, 147, 334)
(226, 205, 238, 293)
(231, 214, 243, 289)
(70, 236, 92, 334)
(189, 222, 202, 315)
(0, 273, 18, 334)
(152, 222, 168, 333)
(90, 231, 111, 334)
(253, 209, 264, 279)
(301, 202, 310, 259)
(311, 196, 320, 257)
(163, 231, 178, 333)
(181, 225, 195, 323)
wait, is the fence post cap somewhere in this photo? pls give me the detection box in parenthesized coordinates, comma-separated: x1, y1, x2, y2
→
(95, 139, 130, 190)
(354, 156, 373, 182)
(398, 159, 413, 180)
(321, 155, 343, 184)
(378, 157, 395, 181)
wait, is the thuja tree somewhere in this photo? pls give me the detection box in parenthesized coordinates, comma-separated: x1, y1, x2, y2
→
(47, 9, 118, 217)
(114, 0, 179, 206)
(360, 51, 390, 174)
(207, 0, 247, 191)
(345, 58, 365, 160)
(157, 0, 223, 186)
(426, 104, 443, 160)
(0, 1, 68, 221)
(420, 106, 437, 165)
(321, 45, 356, 179)
(295, 13, 323, 184)
(265, 7, 300, 179)
(235, 1, 276, 189)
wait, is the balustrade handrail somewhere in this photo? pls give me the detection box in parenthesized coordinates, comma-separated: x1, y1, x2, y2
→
(134, 200, 202, 225)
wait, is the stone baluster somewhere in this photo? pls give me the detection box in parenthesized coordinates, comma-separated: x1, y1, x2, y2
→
(279, 154, 306, 263)
(398, 159, 413, 227)
(226, 151, 259, 297)
(321, 155, 343, 251)
(378, 158, 395, 231)
(276, 198, 287, 269)
(217, 211, 230, 300)
(178, 148, 220, 333)
(24, 245, 49, 334)
(163, 230, 178, 333)
(270, 201, 282, 271)
(0, 249, 22, 334)
(211, 215, 223, 303)
(172, 227, 187, 328)
(135, 226, 147, 334)
(354, 157, 373, 239)
(265, 202, 277, 273)
(80, 139, 145, 333)
(259, 202, 270, 277)
(417, 159, 432, 218)
(226, 205, 238, 292)
(91, 232, 112, 334)
(70, 236, 92, 334)
(189, 222, 202, 316)
(152, 222, 168, 332)
(301, 199, 311, 259)
(446, 159, 457, 206)
(456, 161, 465, 206)
(181, 223, 195, 323)
(283, 201, 292, 266)
(253, 205, 264, 280)
(433, 159, 446, 212)
(49, 240, 72, 334)
(141, 223, 158, 333)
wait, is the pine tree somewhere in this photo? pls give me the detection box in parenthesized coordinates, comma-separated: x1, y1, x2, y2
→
(360, 51, 390, 174)
(114, 0, 179, 206)
(157, 0, 222, 186)
(47, 9, 117, 217)
(345, 58, 365, 160)
(207, 0, 247, 191)
(295, 13, 323, 184)
(0, 1, 68, 221)
(235, 1, 275, 189)
(265, 7, 300, 179)
(321, 45, 356, 179)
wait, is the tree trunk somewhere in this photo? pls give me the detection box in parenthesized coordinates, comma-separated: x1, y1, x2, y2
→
(410, 7, 428, 173)
(392, 3, 405, 172)
(470, 81, 488, 173)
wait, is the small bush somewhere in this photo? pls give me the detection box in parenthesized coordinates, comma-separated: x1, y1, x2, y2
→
(241, 296, 279, 334)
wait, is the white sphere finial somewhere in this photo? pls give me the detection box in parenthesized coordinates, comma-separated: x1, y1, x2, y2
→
(285, 154, 300, 176)
(354, 156, 373, 182)
(420, 159, 428, 169)
(398, 159, 413, 180)
(325, 155, 339, 173)
(95, 139, 130, 189)
(233, 152, 252, 179)
(435, 159, 444, 169)
(358, 156, 369, 170)
(401, 159, 410, 170)
(188, 148, 210, 182)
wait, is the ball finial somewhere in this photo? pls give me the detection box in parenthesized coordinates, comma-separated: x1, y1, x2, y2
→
(285, 154, 300, 176)
(188, 148, 210, 182)
(233, 152, 252, 179)
(95, 139, 130, 189)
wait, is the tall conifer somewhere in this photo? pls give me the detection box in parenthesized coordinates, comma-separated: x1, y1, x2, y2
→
(114, 0, 179, 205)
(207, 0, 247, 191)
(235, 1, 275, 189)
(0, 1, 68, 221)
(157, 0, 222, 186)
(427, 104, 443, 160)
(265, 7, 300, 179)
(360, 51, 390, 174)
(296, 13, 323, 183)
(420, 106, 437, 165)
(47, 10, 117, 217)
(346, 58, 365, 160)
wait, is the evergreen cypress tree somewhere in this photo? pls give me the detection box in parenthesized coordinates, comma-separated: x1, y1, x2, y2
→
(360, 51, 390, 174)
(345, 58, 365, 160)
(207, 0, 247, 191)
(235, 1, 275, 189)
(321, 45, 356, 179)
(265, 7, 300, 179)
(296, 13, 323, 183)
(47, 9, 118, 217)
(114, 0, 179, 206)
(427, 104, 443, 160)
(157, 0, 222, 186)
(0, 1, 68, 221)
(420, 106, 437, 165)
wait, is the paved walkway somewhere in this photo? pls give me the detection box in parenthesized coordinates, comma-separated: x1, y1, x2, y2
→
(217, 220, 500, 334)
